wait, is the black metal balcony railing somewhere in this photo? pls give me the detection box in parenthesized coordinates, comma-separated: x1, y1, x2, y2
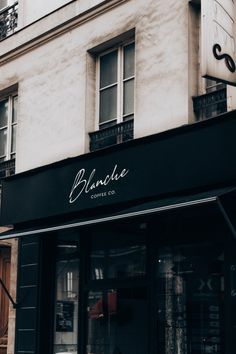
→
(89, 119, 134, 151)
(0, 159, 15, 184)
(0, 2, 18, 41)
(193, 86, 227, 121)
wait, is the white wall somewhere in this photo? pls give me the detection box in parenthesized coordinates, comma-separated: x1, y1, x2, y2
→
(20, 0, 73, 25)
(19, 0, 105, 27)
(0, 0, 191, 173)
(134, 0, 189, 138)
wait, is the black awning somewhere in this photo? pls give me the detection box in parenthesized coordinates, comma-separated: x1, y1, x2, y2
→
(1, 186, 236, 240)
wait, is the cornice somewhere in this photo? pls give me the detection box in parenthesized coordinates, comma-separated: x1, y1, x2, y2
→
(0, 0, 129, 66)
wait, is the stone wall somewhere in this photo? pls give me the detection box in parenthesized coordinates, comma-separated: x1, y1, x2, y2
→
(0, 0, 192, 173)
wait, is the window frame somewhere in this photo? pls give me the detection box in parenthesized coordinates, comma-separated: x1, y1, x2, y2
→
(205, 78, 226, 94)
(0, 92, 17, 162)
(95, 40, 135, 130)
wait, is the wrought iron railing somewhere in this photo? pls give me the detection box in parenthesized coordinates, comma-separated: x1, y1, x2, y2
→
(0, 159, 15, 184)
(89, 119, 134, 151)
(0, 2, 18, 41)
(193, 86, 227, 121)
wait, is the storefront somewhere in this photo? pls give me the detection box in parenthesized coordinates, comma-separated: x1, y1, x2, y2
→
(1, 112, 236, 354)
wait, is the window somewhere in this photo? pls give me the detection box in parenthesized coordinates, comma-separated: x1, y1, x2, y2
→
(156, 243, 226, 354)
(205, 79, 225, 94)
(193, 79, 227, 120)
(0, 0, 18, 41)
(0, 93, 17, 162)
(32, 206, 236, 354)
(53, 232, 80, 354)
(97, 42, 135, 129)
(89, 41, 135, 151)
(86, 223, 147, 354)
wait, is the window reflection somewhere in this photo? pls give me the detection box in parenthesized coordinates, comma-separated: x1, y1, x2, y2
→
(90, 233, 146, 280)
(87, 288, 147, 354)
(157, 244, 225, 354)
(53, 234, 79, 354)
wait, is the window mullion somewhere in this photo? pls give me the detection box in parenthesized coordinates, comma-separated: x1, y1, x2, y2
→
(6, 95, 12, 160)
(117, 46, 122, 124)
(99, 82, 118, 91)
(96, 57, 100, 129)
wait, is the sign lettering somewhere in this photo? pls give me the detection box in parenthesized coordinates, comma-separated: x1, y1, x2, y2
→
(69, 164, 129, 204)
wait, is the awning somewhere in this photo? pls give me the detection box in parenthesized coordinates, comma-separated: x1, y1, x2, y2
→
(1, 186, 236, 240)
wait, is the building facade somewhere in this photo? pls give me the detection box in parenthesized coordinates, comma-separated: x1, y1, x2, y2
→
(1, 1, 236, 354)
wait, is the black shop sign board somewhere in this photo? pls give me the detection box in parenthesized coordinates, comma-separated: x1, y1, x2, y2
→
(2, 112, 236, 225)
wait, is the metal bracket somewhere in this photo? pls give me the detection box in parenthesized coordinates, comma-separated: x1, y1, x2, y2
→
(0, 278, 17, 309)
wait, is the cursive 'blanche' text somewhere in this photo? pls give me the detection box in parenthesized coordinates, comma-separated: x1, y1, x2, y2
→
(69, 164, 129, 204)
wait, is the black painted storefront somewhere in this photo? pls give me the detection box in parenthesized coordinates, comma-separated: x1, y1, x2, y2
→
(2, 112, 236, 354)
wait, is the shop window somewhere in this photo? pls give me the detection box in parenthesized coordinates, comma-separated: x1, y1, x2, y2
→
(87, 227, 147, 354)
(156, 243, 225, 354)
(89, 41, 135, 151)
(90, 231, 146, 280)
(87, 287, 147, 354)
(49, 210, 236, 354)
(53, 233, 80, 354)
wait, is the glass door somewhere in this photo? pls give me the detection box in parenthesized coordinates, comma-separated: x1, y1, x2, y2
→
(53, 232, 80, 354)
(87, 287, 147, 354)
(86, 223, 148, 354)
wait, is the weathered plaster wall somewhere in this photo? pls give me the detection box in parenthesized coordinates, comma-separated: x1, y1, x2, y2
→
(134, 0, 189, 138)
(188, 3, 200, 123)
(0, 0, 191, 172)
(18, 0, 105, 27)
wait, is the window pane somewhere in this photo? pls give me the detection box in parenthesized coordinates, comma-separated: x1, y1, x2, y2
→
(0, 100, 8, 128)
(12, 96, 17, 123)
(100, 50, 118, 88)
(53, 232, 79, 354)
(156, 244, 225, 354)
(87, 288, 147, 354)
(124, 43, 135, 79)
(91, 244, 146, 280)
(0, 129, 7, 158)
(99, 86, 117, 123)
(123, 79, 134, 116)
(11, 124, 16, 154)
(90, 231, 146, 280)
